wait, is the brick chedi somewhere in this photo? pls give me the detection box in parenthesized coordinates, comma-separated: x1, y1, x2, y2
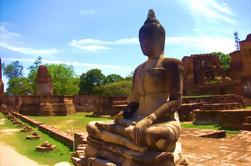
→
(35, 65, 54, 96)
(20, 64, 76, 116)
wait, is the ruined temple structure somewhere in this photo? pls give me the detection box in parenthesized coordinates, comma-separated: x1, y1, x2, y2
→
(182, 34, 251, 98)
(19, 64, 76, 116)
(0, 58, 4, 97)
(229, 34, 251, 98)
(35, 65, 54, 96)
(182, 53, 226, 95)
(19, 96, 76, 116)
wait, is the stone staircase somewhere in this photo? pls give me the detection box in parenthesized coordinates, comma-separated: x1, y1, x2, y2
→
(178, 94, 246, 122)
(241, 116, 251, 131)
(199, 102, 243, 110)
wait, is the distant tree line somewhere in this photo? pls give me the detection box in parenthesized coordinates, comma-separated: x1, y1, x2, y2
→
(2, 57, 132, 96)
(2, 52, 230, 96)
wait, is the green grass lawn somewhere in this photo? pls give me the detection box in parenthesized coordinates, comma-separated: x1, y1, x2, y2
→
(30, 112, 240, 137)
(30, 112, 112, 133)
(245, 105, 251, 109)
(0, 112, 73, 166)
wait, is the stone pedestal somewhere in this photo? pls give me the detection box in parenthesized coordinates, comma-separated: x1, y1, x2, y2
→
(72, 136, 185, 166)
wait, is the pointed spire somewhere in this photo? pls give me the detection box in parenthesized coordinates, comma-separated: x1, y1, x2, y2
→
(144, 9, 160, 25)
(147, 9, 156, 20)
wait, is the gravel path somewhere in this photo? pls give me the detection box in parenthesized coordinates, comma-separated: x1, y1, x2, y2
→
(0, 142, 41, 166)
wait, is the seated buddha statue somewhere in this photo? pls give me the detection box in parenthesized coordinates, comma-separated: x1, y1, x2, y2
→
(84, 9, 186, 166)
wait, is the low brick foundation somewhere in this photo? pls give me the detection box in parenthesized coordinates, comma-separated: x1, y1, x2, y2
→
(13, 112, 73, 147)
(193, 109, 251, 130)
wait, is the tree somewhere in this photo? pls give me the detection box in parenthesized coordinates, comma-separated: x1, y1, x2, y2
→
(100, 80, 132, 96)
(6, 77, 33, 95)
(27, 57, 42, 93)
(27, 56, 42, 74)
(213, 52, 231, 71)
(104, 74, 123, 84)
(79, 69, 105, 95)
(46, 64, 79, 95)
(3, 61, 23, 79)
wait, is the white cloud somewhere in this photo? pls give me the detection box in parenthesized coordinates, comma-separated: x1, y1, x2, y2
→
(3, 58, 133, 72)
(180, 0, 237, 38)
(69, 37, 138, 53)
(167, 35, 235, 54)
(0, 43, 59, 55)
(186, 0, 236, 24)
(80, 10, 96, 15)
(0, 25, 59, 55)
(70, 35, 235, 54)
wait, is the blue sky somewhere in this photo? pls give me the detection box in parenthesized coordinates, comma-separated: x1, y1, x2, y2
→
(0, 0, 251, 90)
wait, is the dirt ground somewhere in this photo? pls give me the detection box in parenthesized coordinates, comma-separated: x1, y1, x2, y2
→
(180, 128, 251, 166)
(0, 142, 41, 166)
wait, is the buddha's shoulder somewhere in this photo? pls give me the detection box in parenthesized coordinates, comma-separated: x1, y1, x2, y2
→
(160, 57, 183, 70)
(134, 62, 145, 72)
(160, 57, 182, 66)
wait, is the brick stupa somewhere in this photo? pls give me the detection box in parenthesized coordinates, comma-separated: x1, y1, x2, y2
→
(20, 65, 76, 116)
(35, 65, 54, 96)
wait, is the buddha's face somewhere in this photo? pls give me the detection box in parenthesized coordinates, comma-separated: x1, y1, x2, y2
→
(139, 35, 164, 58)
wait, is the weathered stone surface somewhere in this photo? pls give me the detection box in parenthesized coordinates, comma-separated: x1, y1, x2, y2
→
(35, 65, 54, 96)
(182, 94, 245, 105)
(182, 34, 251, 97)
(178, 103, 202, 122)
(91, 97, 127, 116)
(199, 130, 226, 138)
(181, 129, 251, 166)
(193, 109, 251, 130)
(81, 9, 184, 166)
(229, 34, 251, 98)
(19, 96, 76, 116)
(36, 141, 56, 152)
(73, 96, 101, 112)
(72, 128, 251, 165)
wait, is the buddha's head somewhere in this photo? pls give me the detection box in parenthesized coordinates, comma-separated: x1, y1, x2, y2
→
(139, 9, 165, 58)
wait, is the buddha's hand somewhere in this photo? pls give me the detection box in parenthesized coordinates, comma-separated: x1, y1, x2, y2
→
(114, 111, 123, 124)
(132, 115, 154, 145)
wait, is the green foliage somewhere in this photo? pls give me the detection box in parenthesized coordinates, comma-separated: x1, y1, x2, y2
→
(100, 80, 132, 96)
(27, 57, 42, 93)
(46, 64, 79, 95)
(104, 74, 123, 84)
(212, 52, 231, 71)
(6, 77, 33, 95)
(79, 69, 105, 95)
(3, 61, 23, 79)
(27, 56, 42, 75)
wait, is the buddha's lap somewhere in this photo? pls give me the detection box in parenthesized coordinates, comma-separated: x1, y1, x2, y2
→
(87, 119, 180, 140)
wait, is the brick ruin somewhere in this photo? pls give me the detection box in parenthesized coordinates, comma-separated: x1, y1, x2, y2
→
(35, 65, 54, 95)
(182, 34, 251, 98)
(19, 96, 76, 116)
(229, 34, 251, 98)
